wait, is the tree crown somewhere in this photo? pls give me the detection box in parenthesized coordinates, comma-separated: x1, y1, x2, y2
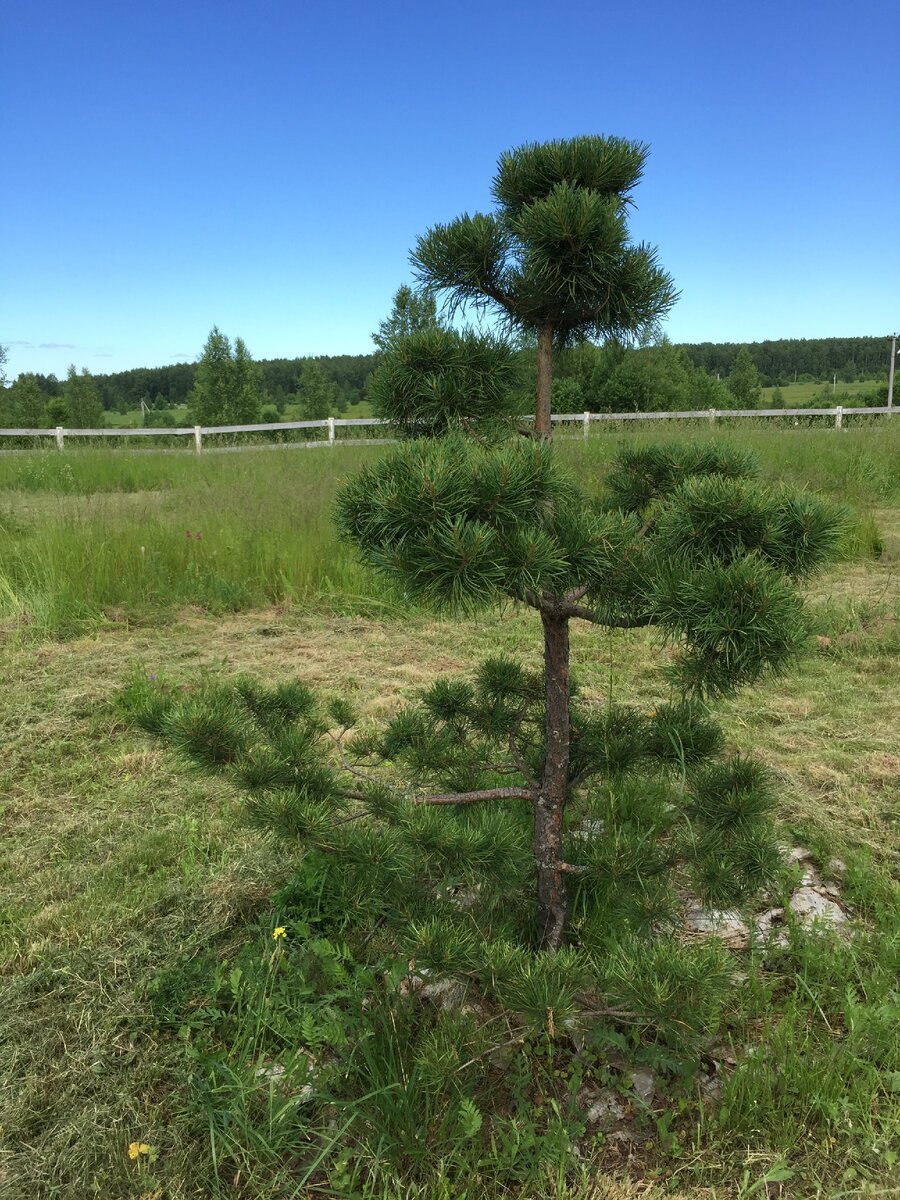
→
(368, 327, 521, 437)
(336, 437, 846, 696)
(412, 135, 677, 347)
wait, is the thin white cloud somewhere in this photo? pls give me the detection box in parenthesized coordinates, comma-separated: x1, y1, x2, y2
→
(38, 342, 77, 350)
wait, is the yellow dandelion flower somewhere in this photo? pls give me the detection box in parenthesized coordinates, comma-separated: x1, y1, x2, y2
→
(272, 926, 287, 940)
(128, 1141, 152, 1160)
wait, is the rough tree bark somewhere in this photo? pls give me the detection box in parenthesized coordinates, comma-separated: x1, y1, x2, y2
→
(535, 322, 554, 440)
(535, 607, 571, 950)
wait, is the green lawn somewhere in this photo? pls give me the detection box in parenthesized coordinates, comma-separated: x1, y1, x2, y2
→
(1, 426, 898, 1198)
(759, 380, 882, 407)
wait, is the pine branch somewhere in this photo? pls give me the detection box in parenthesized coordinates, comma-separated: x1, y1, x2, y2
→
(563, 584, 590, 604)
(329, 730, 390, 793)
(508, 725, 539, 789)
(561, 602, 656, 627)
(416, 786, 537, 806)
(328, 807, 370, 825)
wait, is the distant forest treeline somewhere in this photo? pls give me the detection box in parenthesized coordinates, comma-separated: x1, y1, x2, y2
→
(677, 336, 891, 383)
(17, 355, 374, 413)
(9, 336, 894, 414)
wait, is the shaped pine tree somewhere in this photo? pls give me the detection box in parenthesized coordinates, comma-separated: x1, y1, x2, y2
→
(128, 439, 844, 964)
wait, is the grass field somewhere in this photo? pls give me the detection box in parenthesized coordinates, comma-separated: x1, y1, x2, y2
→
(759, 381, 882, 407)
(1, 423, 898, 1198)
(2, 421, 898, 639)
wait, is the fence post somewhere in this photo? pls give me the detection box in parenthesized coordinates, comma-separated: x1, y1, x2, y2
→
(194, 425, 203, 454)
(583, 411, 590, 438)
(835, 405, 843, 431)
(327, 417, 335, 445)
(708, 408, 717, 424)
(55, 426, 65, 450)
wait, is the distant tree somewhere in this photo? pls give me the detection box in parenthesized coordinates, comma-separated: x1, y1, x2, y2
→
(189, 328, 263, 425)
(0, 344, 7, 386)
(593, 340, 696, 413)
(369, 327, 520, 437)
(770, 386, 785, 409)
(2, 374, 47, 427)
(551, 376, 586, 412)
(64, 366, 104, 427)
(726, 346, 762, 409)
(232, 337, 265, 424)
(146, 409, 177, 428)
(372, 285, 442, 353)
(45, 396, 69, 425)
(691, 368, 733, 412)
(259, 404, 281, 424)
(36, 373, 63, 397)
(188, 328, 233, 425)
(412, 135, 677, 437)
(296, 360, 336, 421)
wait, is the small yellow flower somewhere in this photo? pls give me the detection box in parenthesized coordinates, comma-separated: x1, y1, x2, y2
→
(272, 926, 287, 941)
(128, 1141, 152, 1160)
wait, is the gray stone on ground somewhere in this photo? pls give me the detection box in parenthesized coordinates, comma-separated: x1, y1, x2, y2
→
(684, 906, 749, 948)
(789, 887, 847, 928)
(785, 846, 814, 865)
(628, 1068, 656, 1103)
(579, 1085, 626, 1130)
(699, 1071, 723, 1101)
(420, 975, 467, 1010)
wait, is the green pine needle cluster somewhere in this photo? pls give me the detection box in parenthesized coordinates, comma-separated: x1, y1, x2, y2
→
(123, 652, 776, 1042)
(412, 134, 677, 345)
(337, 435, 846, 696)
(368, 327, 521, 437)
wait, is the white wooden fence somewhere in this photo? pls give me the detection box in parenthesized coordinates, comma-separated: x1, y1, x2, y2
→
(0, 406, 892, 452)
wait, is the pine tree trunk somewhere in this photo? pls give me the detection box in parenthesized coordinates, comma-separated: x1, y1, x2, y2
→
(535, 322, 554, 439)
(535, 609, 570, 950)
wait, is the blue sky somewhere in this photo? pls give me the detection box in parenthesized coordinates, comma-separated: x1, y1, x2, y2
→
(3, 0, 899, 379)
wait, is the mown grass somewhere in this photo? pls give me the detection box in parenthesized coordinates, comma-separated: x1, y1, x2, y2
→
(1, 424, 898, 1197)
(2, 501, 899, 1196)
(1, 420, 898, 638)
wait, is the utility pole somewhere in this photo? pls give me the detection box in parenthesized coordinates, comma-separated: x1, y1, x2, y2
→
(888, 334, 897, 415)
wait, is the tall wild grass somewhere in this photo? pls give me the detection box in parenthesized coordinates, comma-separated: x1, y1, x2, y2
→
(1, 420, 897, 636)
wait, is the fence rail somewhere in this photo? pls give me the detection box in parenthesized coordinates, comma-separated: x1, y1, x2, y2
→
(0, 406, 893, 451)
